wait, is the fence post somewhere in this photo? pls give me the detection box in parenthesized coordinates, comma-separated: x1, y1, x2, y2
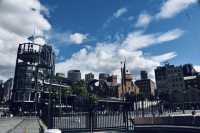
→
(89, 96, 94, 132)
(48, 95, 54, 129)
(89, 110, 93, 132)
(123, 101, 128, 132)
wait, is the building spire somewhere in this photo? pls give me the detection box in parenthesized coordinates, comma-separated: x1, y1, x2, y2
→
(121, 58, 126, 96)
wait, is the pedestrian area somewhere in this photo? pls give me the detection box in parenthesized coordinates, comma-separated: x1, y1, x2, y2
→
(0, 117, 41, 133)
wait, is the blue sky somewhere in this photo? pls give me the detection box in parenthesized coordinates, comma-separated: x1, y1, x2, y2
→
(41, 0, 200, 79)
(42, 0, 200, 64)
(0, 0, 199, 80)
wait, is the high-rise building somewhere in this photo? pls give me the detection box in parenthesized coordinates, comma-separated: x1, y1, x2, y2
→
(67, 70, 81, 82)
(184, 75, 200, 102)
(85, 73, 94, 83)
(98, 73, 109, 97)
(135, 71, 156, 98)
(155, 64, 185, 102)
(140, 70, 148, 80)
(12, 42, 55, 113)
(99, 73, 109, 81)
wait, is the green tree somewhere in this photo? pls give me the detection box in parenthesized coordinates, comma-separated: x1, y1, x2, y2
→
(71, 80, 88, 97)
(89, 94, 98, 104)
(62, 86, 72, 97)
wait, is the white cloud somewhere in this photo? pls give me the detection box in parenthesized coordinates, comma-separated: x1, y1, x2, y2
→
(156, 0, 198, 19)
(122, 29, 184, 51)
(0, 0, 51, 80)
(135, 0, 197, 29)
(102, 7, 128, 29)
(135, 13, 152, 28)
(152, 52, 177, 62)
(47, 32, 88, 46)
(113, 7, 128, 18)
(194, 65, 200, 72)
(157, 28, 184, 42)
(69, 33, 87, 44)
(56, 28, 183, 81)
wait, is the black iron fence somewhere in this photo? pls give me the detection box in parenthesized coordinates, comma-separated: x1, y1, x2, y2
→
(52, 110, 134, 132)
(40, 96, 200, 132)
(40, 99, 134, 132)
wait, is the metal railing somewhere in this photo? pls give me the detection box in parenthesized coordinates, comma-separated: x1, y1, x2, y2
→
(40, 100, 134, 132)
(40, 97, 200, 132)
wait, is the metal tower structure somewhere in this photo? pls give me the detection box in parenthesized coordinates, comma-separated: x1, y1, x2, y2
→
(11, 36, 55, 114)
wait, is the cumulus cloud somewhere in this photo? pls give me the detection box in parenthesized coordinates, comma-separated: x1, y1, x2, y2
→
(113, 7, 128, 18)
(135, 13, 152, 28)
(69, 33, 88, 44)
(48, 32, 88, 45)
(0, 0, 51, 80)
(56, 28, 183, 81)
(194, 65, 200, 72)
(156, 0, 198, 19)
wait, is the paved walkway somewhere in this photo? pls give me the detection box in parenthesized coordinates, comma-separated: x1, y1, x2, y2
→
(0, 117, 41, 133)
(0, 117, 23, 133)
(9, 117, 41, 133)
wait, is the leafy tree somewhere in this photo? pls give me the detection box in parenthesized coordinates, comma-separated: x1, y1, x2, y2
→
(62, 86, 72, 97)
(71, 80, 88, 97)
(89, 94, 98, 104)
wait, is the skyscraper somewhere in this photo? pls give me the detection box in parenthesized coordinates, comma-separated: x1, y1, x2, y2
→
(140, 70, 148, 80)
(85, 73, 94, 83)
(67, 70, 81, 82)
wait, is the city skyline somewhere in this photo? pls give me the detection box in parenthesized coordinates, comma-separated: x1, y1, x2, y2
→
(1, 1, 200, 132)
(0, 0, 200, 81)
